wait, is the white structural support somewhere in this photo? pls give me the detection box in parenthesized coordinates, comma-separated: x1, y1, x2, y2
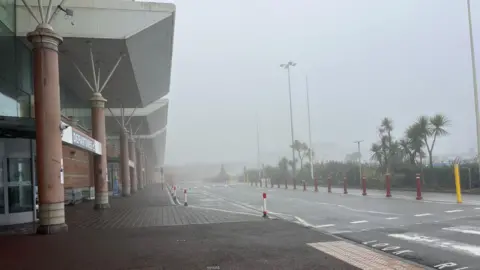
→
(20, 0, 68, 25)
(73, 43, 124, 94)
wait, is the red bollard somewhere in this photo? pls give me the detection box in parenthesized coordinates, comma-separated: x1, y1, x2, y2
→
(285, 179, 288, 189)
(293, 178, 297, 190)
(262, 192, 268, 218)
(303, 181, 306, 191)
(385, 173, 392, 198)
(416, 173, 422, 200)
(362, 176, 367, 196)
(327, 176, 332, 193)
(184, 189, 188, 206)
(343, 176, 348, 194)
(314, 178, 318, 192)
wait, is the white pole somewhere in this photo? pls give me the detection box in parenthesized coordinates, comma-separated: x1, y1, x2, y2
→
(467, 0, 480, 179)
(256, 113, 261, 182)
(354, 140, 363, 185)
(184, 189, 188, 206)
(287, 66, 296, 176)
(305, 76, 314, 180)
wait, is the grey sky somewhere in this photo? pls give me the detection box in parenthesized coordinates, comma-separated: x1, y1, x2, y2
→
(164, 0, 480, 165)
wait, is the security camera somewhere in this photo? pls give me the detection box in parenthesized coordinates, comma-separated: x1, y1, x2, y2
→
(59, 123, 70, 131)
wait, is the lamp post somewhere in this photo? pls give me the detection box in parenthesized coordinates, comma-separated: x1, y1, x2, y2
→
(305, 75, 314, 180)
(354, 140, 363, 185)
(466, 0, 480, 178)
(280, 61, 297, 177)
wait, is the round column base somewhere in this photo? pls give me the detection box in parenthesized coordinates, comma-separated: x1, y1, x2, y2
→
(36, 223, 68, 235)
(93, 203, 111, 210)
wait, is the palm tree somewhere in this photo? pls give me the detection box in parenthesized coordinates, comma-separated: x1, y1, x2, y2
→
(415, 114, 450, 167)
(405, 123, 425, 165)
(370, 143, 384, 168)
(290, 140, 309, 169)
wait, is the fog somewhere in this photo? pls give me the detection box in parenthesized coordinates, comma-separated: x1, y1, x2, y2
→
(163, 0, 480, 166)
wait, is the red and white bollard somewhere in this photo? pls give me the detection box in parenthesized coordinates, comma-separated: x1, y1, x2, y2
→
(262, 192, 268, 218)
(416, 173, 422, 200)
(343, 176, 348, 194)
(314, 177, 318, 192)
(362, 176, 367, 196)
(303, 181, 306, 192)
(327, 176, 332, 193)
(173, 185, 177, 199)
(184, 189, 188, 206)
(385, 173, 392, 198)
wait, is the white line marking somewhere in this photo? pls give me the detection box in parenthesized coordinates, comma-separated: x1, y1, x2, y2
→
(314, 224, 335, 228)
(475, 207, 480, 210)
(388, 233, 480, 257)
(350, 220, 368, 224)
(445, 209, 464, 213)
(443, 226, 480, 235)
(294, 216, 315, 227)
(414, 213, 432, 217)
(386, 217, 399, 220)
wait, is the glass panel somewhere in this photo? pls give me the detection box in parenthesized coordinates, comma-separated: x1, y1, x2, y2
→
(0, 17, 15, 87)
(8, 158, 32, 184)
(0, 187, 4, 214)
(16, 39, 33, 95)
(0, 0, 15, 32)
(8, 185, 33, 213)
(0, 90, 18, 116)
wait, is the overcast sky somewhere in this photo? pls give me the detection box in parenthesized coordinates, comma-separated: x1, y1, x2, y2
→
(164, 0, 480, 166)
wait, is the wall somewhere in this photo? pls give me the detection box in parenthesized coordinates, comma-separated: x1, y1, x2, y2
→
(62, 144, 93, 189)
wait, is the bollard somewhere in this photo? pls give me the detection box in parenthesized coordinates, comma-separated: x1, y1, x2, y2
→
(362, 176, 367, 196)
(173, 185, 177, 200)
(385, 173, 392, 198)
(343, 176, 348, 194)
(262, 192, 268, 218)
(277, 180, 280, 188)
(454, 164, 463, 203)
(303, 181, 306, 191)
(184, 189, 188, 206)
(271, 178, 274, 188)
(293, 178, 297, 190)
(327, 176, 332, 193)
(255, 181, 258, 187)
(415, 173, 422, 200)
(285, 179, 288, 189)
(314, 177, 318, 192)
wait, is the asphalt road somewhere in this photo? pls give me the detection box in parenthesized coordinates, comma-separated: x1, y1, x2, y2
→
(173, 181, 480, 270)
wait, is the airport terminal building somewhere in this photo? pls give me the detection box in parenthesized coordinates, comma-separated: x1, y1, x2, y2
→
(0, 0, 174, 230)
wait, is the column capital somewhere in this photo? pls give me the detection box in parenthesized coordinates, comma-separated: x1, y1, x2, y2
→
(90, 92, 107, 108)
(27, 24, 63, 51)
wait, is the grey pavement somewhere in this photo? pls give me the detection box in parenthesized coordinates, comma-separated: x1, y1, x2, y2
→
(180, 181, 480, 269)
(0, 183, 426, 269)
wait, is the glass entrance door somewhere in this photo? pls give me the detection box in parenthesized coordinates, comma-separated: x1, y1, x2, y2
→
(6, 158, 33, 213)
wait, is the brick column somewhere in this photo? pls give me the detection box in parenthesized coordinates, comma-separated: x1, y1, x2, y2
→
(136, 147, 143, 190)
(28, 24, 67, 234)
(120, 129, 131, 196)
(91, 93, 110, 209)
(128, 137, 138, 194)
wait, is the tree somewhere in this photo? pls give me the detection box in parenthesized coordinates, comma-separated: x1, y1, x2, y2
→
(290, 140, 310, 169)
(415, 114, 450, 167)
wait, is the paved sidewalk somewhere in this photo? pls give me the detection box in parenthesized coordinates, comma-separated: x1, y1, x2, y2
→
(0, 183, 427, 269)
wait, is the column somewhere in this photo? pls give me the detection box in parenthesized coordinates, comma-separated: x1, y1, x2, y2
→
(136, 147, 143, 190)
(91, 92, 110, 209)
(120, 129, 131, 196)
(128, 136, 138, 194)
(28, 25, 67, 234)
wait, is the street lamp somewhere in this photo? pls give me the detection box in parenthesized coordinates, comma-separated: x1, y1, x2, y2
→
(466, 0, 480, 178)
(305, 76, 314, 180)
(354, 140, 363, 185)
(280, 61, 297, 177)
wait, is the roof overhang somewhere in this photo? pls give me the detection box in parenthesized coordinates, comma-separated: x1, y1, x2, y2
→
(15, 0, 176, 108)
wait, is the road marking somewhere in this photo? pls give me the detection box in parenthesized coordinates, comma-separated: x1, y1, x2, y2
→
(294, 216, 314, 227)
(308, 241, 424, 269)
(414, 213, 432, 217)
(445, 209, 464, 213)
(388, 232, 480, 257)
(475, 207, 480, 210)
(350, 220, 368, 224)
(443, 226, 480, 235)
(188, 205, 260, 217)
(386, 217, 399, 220)
(314, 224, 335, 228)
